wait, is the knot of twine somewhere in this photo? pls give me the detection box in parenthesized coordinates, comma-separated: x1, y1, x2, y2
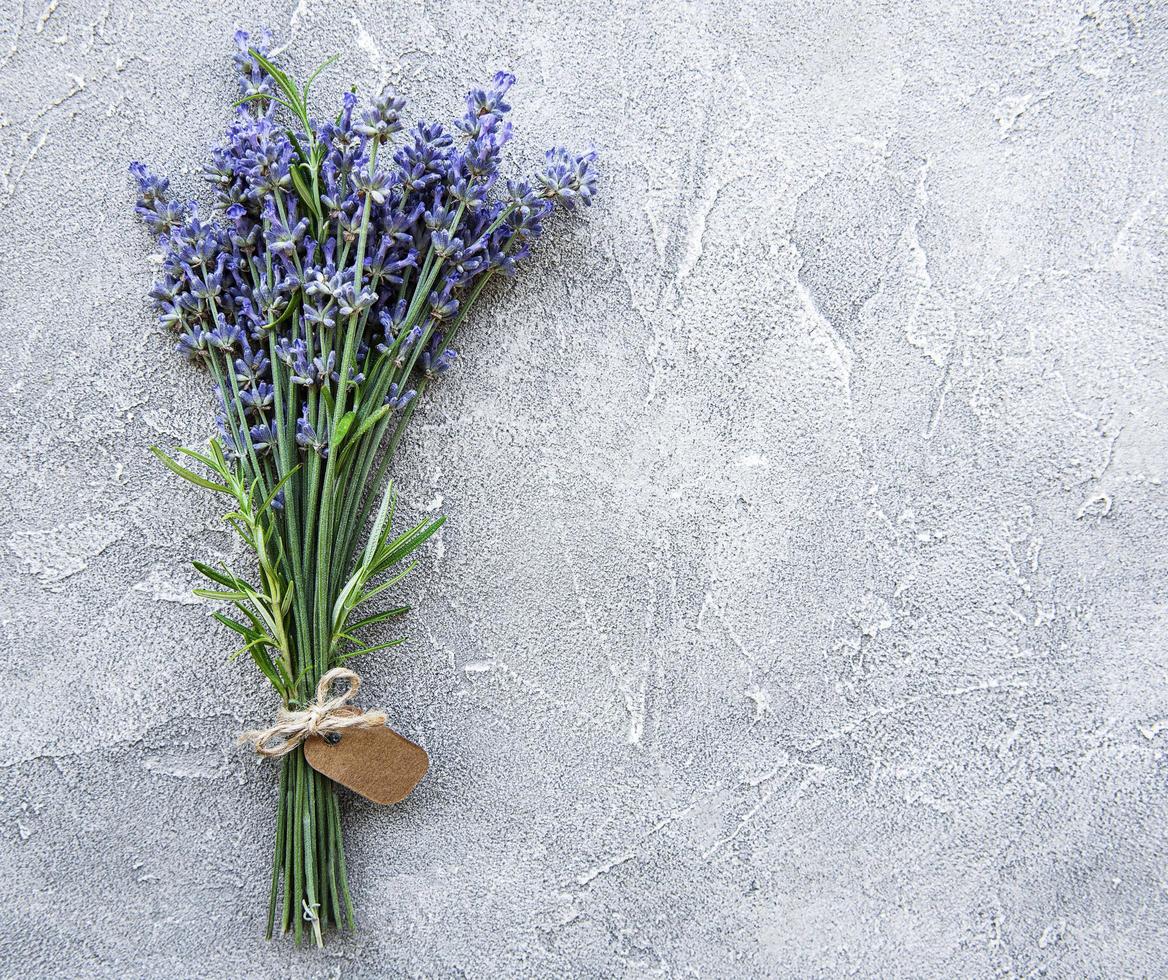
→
(239, 667, 387, 759)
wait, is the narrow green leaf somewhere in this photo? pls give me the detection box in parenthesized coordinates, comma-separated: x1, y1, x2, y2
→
(150, 446, 230, 493)
(332, 410, 356, 449)
(302, 54, 338, 101)
(258, 294, 299, 333)
(270, 653, 295, 693)
(337, 637, 407, 662)
(345, 606, 410, 633)
(342, 404, 389, 455)
(192, 560, 249, 590)
(356, 562, 417, 607)
(194, 587, 251, 601)
(213, 611, 258, 641)
(250, 49, 313, 137)
(248, 642, 286, 693)
(286, 130, 307, 160)
(224, 516, 255, 549)
(174, 445, 222, 472)
(250, 50, 298, 104)
(289, 164, 322, 220)
(231, 599, 267, 635)
(232, 93, 296, 115)
(373, 515, 445, 574)
(330, 573, 363, 634)
(258, 465, 301, 517)
(362, 480, 396, 568)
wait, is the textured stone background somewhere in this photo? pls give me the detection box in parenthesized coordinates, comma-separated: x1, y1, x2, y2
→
(2, 0, 1166, 976)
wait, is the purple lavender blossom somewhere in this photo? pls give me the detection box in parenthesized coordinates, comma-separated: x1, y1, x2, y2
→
(384, 382, 417, 412)
(295, 404, 328, 457)
(422, 346, 458, 379)
(536, 148, 599, 209)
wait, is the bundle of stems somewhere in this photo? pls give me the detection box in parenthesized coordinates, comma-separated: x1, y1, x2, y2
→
(130, 29, 597, 943)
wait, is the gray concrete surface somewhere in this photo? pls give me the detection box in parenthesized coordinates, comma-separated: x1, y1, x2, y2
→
(2, 0, 1167, 976)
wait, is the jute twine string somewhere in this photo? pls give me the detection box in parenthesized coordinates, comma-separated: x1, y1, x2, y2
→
(239, 667, 387, 758)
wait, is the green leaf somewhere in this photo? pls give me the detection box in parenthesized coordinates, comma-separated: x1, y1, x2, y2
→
(194, 587, 251, 601)
(258, 465, 301, 517)
(250, 50, 297, 102)
(246, 641, 286, 693)
(330, 572, 364, 634)
(230, 600, 268, 635)
(271, 654, 295, 694)
(286, 130, 307, 160)
(332, 410, 357, 450)
(250, 49, 312, 135)
(301, 54, 338, 102)
(362, 480, 397, 568)
(209, 438, 230, 470)
(224, 515, 255, 549)
(373, 515, 445, 574)
(357, 562, 417, 607)
(174, 445, 222, 473)
(347, 404, 390, 446)
(337, 637, 407, 662)
(337, 409, 383, 468)
(150, 446, 230, 494)
(345, 606, 410, 633)
(192, 560, 249, 590)
(258, 294, 299, 333)
(232, 93, 295, 114)
(213, 611, 258, 641)
(289, 164, 322, 220)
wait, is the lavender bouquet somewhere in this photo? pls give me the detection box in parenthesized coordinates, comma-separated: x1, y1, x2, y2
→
(130, 29, 597, 944)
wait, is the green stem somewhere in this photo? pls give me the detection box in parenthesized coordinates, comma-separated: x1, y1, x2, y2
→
(317, 771, 341, 928)
(302, 751, 323, 947)
(266, 758, 287, 939)
(329, 786, 355, 930)
(292, 752, 304, 945)
(281, 754, 295, 934)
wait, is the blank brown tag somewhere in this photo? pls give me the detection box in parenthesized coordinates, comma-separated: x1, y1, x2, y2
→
(303, 707, 429, 804)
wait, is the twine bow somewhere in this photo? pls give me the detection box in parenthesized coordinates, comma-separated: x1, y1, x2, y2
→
(240, 667, 388, 758)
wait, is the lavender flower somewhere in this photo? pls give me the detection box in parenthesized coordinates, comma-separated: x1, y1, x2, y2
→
(384, 382, 417, 412)
(354, 89, 406, 143)
(422, 346, 458, 379)
(267, 214, 309, 255)
(537, 147, 599, 209)
(295, 405, 328, 456)
(249, 422, 277, 455)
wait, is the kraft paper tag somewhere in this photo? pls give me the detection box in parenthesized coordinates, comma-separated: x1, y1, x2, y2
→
(303, 707, 429, 804)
